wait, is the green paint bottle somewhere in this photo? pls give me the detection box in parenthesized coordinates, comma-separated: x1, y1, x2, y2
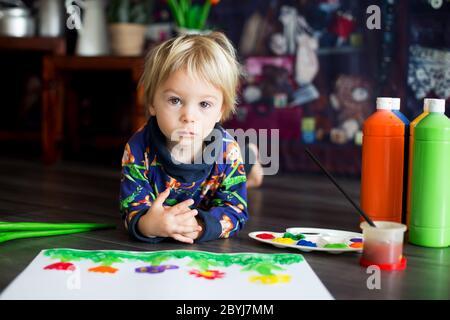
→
(409, 99, 450, 247)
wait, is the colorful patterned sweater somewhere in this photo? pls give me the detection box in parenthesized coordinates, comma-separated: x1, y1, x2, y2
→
(119, 117, 248, 243)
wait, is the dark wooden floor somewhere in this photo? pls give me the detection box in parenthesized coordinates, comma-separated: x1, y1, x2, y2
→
(0, 156, 449, 300)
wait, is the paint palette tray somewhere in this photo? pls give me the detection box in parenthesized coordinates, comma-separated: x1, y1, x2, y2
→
(249, 227, 364, 254)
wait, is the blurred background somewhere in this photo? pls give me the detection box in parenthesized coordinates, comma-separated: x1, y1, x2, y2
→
(0, 0, 449, 176)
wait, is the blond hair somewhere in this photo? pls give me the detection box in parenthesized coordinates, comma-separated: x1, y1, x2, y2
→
(139, 32, 242, 121)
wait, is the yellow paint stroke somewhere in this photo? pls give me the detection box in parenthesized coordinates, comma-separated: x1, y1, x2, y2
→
(88, 266, 118, 274)
(272, 237, 296, 245)
(200, 271, 215, 278)
(249, 274, 292, 285)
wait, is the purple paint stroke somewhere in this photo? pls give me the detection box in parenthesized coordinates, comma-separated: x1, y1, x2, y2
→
(135, 265, 179, 274)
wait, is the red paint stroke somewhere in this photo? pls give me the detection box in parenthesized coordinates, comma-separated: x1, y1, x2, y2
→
(189, 269, 225, 280)
(256, 233, 275, 240)
(44, 262, 75, 271)
(88, 266, 118, 274)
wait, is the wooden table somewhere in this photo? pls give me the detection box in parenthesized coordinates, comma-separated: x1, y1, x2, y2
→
(41, 56, 145, 164)
(0, 157, 449, 300)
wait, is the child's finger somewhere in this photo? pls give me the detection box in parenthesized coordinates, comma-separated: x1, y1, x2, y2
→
(172, 233, 194, 244)
(172, 224, 201, 235)
(170, 199, 195, 214)
(153, 188, 171, 207)
(176, 209, 198, 221)
(174, 210, 199, 225)
(182, 232, 197, 239)
(176, 209, 199, 226)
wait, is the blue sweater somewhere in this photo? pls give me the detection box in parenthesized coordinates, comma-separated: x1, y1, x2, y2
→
(119, 117, 248, 243)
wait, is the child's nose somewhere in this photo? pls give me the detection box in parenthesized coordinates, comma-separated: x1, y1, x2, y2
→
(181, 104, 197, 123)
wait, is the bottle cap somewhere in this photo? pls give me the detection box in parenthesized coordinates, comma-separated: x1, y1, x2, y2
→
(376, 97, 393, 110)
(423, 99, 431, 112)
(427, 99, 445, 113)
(392, 98, 401, 110)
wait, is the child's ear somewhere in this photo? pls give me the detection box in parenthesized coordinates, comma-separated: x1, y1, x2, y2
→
(148, 105, 156, 116)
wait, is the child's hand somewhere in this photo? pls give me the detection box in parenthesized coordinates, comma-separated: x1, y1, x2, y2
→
(138, 188, 202, 244)
(167, 199, 203, 243)
(179, 216, 204, 242)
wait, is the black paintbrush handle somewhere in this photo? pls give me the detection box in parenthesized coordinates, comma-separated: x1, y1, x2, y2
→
(305, 148, 376, 228)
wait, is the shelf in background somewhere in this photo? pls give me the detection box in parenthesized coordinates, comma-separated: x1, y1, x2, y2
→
(0, 36, 66, 55)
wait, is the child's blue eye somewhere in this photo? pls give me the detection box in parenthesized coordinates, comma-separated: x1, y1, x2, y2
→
(200, 101, 211, 109)
(169, 97, 181, 105)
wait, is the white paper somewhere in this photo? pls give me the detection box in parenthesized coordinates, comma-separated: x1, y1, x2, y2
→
(1, 249, 333, 300)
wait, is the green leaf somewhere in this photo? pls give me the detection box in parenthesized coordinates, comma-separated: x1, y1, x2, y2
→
(187, 5, 201, 29)
(168, 0, 185, 27)
(179, 0, 188, 16)
(198, 0, 211, 30)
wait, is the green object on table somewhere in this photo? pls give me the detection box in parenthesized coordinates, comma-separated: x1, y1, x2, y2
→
(410, 102, 450, 248)
(0, 229, 94, 243)
(0, 221, 115, 244)
(0, 221, 114, 231)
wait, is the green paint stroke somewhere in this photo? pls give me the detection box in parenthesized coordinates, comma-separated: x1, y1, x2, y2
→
(324, 243, 348, 249)
(283, 232, 305, 241)
(43, 249, 303, 275)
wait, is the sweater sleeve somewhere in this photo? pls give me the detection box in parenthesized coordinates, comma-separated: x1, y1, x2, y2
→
(119, 141, 164, 244)
(196, 141, 249, 243)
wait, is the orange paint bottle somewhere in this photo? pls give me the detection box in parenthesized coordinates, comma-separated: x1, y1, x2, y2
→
(360, 98, 406, 223)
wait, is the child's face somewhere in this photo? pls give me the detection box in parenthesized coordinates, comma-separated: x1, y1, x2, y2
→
(150, 69, 223, 147)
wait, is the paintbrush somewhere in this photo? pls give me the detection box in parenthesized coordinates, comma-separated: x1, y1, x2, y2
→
(305, 148, 376, 227)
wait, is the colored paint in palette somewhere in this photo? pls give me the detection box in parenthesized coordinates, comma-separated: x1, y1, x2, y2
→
(249, 227, 364, 254)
